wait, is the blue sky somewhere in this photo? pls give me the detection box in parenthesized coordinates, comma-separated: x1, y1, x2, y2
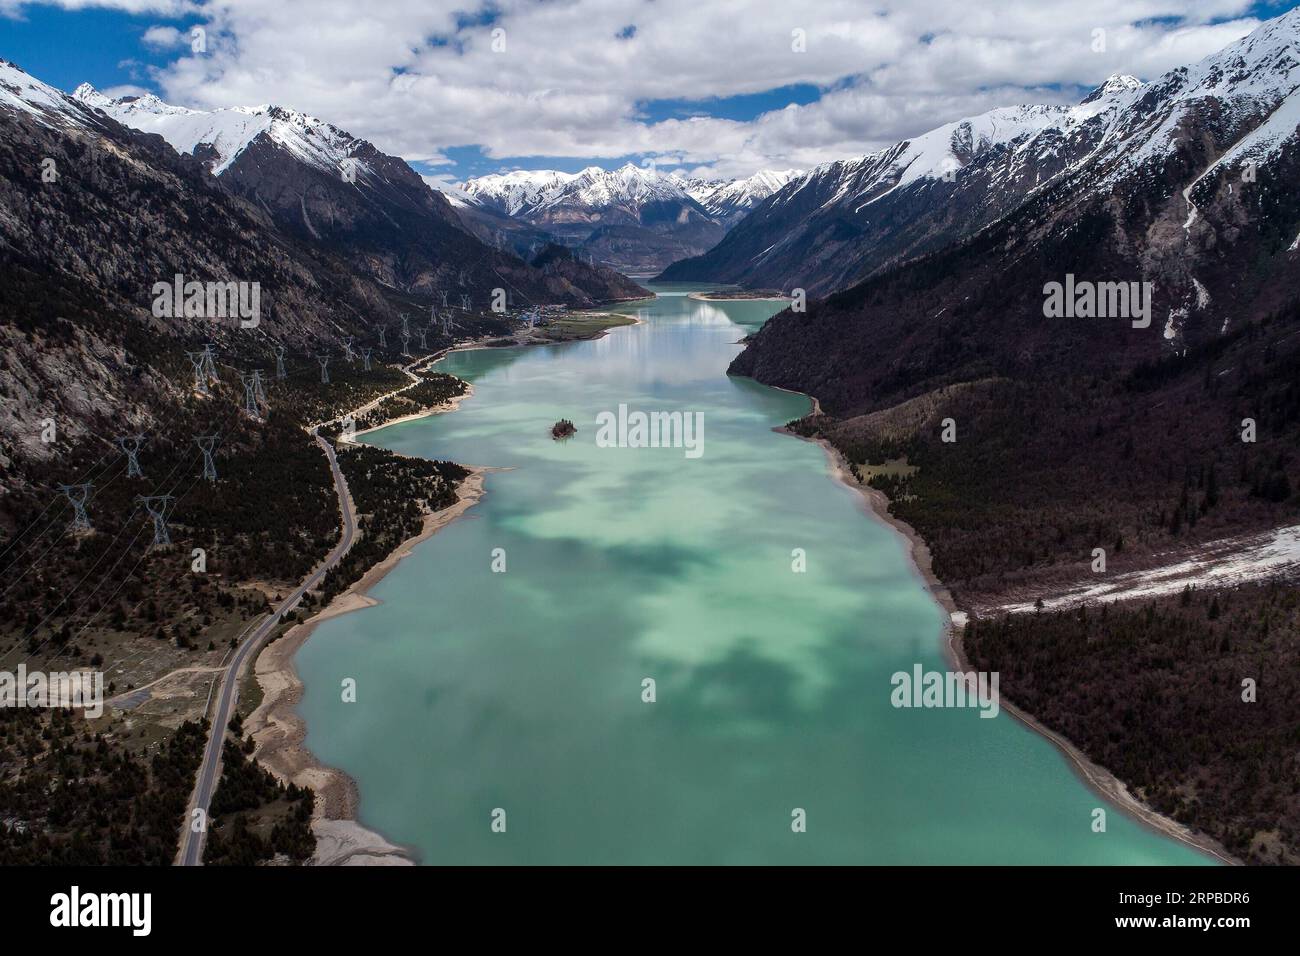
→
(2, 0, 1295, 183)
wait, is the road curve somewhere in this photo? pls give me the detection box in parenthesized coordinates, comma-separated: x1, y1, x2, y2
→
(176, 427, 356, 866)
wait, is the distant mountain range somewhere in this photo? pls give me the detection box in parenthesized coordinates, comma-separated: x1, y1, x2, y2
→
(457, 164, 800, 273)
(680, 170, 802, 226)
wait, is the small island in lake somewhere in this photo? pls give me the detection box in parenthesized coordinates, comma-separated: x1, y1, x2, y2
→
(551, 419, 577, 439)
(688, 289, 788, 301)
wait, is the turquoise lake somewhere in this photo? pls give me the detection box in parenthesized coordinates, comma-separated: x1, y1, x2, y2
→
(296, 283, 1215, 865)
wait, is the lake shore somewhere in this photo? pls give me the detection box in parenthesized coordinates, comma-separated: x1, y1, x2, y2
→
(246, 465, 487, 865)
(775, 409, 1238, 866)
(244, 318, 593, 865)
(247, 358, 495, 865)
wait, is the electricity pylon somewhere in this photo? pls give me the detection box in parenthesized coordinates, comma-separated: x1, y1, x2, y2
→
(136, 494, 174, 547)
(195, 436, 220, 482)
(200, 343, 218, 383)
(186, 352, 210, 394)
(58, 483, 92, 533)
(115, 434, 146, 478)
(317, 354, 330, 384)
(274, 344, 288, 380)
(361, 347, 373, 372)
(240, 370, 267, 419)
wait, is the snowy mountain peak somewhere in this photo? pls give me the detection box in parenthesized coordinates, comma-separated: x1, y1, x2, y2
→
(0, 60, 99, 129)
(461, 163, 800, 224)
(1080, 74, 1143, 104)
(72, 85, 367, 177)
(686, 169, 804, 222)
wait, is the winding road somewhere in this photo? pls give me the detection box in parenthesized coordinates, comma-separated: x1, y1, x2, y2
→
(176, 427, 356, 866)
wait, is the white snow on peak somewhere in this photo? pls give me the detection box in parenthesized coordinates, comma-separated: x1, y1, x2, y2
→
(72, 85, 369, 177)
(761, 9, 1300, 223)
(685, 169, 803, 217)
(461, 161, 734, 218)
(460, 168, 580, 215)
(0, 60, 96, 129)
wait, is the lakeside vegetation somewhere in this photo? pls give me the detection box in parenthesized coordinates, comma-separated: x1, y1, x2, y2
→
(0, 341, 477, 863)
(964, 582, 1300, 865)
(204, 714, 315, 865)
(345, 371, 468, 433)
(781, 298, 1300, 865)
(0, 713, 206, 865)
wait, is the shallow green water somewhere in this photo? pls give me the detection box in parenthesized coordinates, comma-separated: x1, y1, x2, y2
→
(296, 283, 1214, 865)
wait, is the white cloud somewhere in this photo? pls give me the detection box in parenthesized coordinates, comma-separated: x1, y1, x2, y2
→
(140, 25, 187, 49)
(1, 0, 197, 14)
(99, 82, 151, 98)
(23, 0, 1270, 176)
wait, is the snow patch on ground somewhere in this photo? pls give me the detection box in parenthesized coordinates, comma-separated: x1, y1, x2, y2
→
(1164, 307, 1186, 341)
(1192, 277, 1211, 309)
(1002, 525, 1300, 614)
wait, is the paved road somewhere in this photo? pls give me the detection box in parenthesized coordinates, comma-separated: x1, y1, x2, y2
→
(177, 428, 356, 866)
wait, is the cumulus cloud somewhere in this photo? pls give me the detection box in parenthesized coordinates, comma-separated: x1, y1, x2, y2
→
(15, 0, 1267, 177)
(140, 25, 188, 49)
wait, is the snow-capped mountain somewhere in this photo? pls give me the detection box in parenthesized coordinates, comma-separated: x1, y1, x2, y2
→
(679, 169, 803, 225)
(667, 9, 1300, 297)
(1, 59, 110, 131)
(0, 58, 421, 456)
(463, 162, 702, 219)
(459, 162, 801, 272)
(461, 162, 721, 273)
(459, 168, 582, 217)
(730, 7, 1300, 416)
(74, 85, 367, 178)
(72, 84, 644, 305)
(658, 97, 1117, 292)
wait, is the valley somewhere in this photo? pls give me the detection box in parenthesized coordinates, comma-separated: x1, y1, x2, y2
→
(2, 0, 1299, 887)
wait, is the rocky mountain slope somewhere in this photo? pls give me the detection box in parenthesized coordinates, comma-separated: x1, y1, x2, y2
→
(74, 86, 644, 308)
(0, 61, 644, 469)
(0, 59, 404, 463)
(729, 10, 1300, 600)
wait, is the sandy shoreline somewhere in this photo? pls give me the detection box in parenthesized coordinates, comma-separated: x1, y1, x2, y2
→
(246, 373, 490, 864)
(246, 467, 488, 865)
(245, 315, 639, 865)
(777, 417, 1238, 865)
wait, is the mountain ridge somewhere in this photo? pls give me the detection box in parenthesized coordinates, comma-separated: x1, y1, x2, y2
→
(73, 83, 647, 308)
